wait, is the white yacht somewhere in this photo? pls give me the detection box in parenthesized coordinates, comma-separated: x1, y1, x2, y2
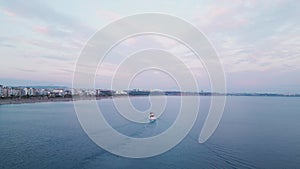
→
(149, 112, 156, 122)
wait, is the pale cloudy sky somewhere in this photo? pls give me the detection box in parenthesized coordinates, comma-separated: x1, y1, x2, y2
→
(0, 0, 299, 93)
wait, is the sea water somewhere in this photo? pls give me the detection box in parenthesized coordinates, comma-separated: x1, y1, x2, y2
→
(0, 96, 299, 169)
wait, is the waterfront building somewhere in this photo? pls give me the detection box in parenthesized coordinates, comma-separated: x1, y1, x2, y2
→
(64, 90, 72, 96)
(0, 85, 3, 97)
(28, 88, 35, 96)
(115, 90, 127, 95)
(86, 89, 96, 96)
(97, 89, 115, 96)
(8, 88, 13, 96)
(51, 89, 64, 97)
(2, 87, 9, 97)
(11, 88, 22, 97)
(37, 89, 49, 96)
(96, 89, 101, 96)
(22, 88, 28, 96)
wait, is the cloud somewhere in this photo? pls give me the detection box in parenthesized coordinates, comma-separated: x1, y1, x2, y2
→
(1, 0, 94, 38)
(96, 62, 118, 77)
(25, 35, 84, 54)
(194, 0, 295, 35)
(32, 25, 71, 37)
(16, 68, 37, 73)
(218, 29, 300, 73)
(1, 8, 17, 16)
(1, 0, 299, 92)
(190, 0, 300, 75)
(96, 9, 122, 21)
(194, 2, 250, 32)
(40, 55, 74, 61)
(0, 43, 16, 48)
(2, 0, 77, 27)
(0, 36, 20, 48)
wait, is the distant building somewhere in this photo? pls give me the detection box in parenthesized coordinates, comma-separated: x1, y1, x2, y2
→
(100, 90, 115, 96)
(11, 87, 22, 97)
(96, 89, 101, 96)
(72, 89, 82, 96)
(51, 89, 64, 97)
(115, 90, 127, 95)
(37, 89, 49, 96)
(22, 88, 28, 96)
(64, 90, 72, 97)
(128, 90, 150, 96)
(86, 89, 96, 96)
(0, 85, 3, 97)
(28, 88, 35, 96)
(2, 87, 9, 97)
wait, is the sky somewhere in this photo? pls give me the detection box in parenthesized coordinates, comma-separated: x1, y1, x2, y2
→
(0, 0, 299, 93)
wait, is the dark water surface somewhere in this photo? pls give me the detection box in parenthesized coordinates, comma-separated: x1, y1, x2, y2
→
(0, 96, 299, 169)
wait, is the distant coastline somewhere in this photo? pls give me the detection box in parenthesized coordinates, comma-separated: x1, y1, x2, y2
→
(0, 96, 113, 105)
(1, 84, 299, 106)
(1, 93, 299, 105)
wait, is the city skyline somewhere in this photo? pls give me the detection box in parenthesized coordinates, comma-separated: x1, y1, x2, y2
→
(1, 84, 299, 99)
(0, 0, 299, 93)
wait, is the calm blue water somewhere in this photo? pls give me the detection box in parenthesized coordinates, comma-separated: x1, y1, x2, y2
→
(0, 96, 299, 169)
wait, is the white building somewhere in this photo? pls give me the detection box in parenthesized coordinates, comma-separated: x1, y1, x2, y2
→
(23, 88, 28, 96)
(52, 89, 64, 97)
(28, 88, 34, 96)
(2, 87, 9, 97)
(8, 88, 13, 96)
(115, 90, 127, 95)
(38, 89, 48, 96)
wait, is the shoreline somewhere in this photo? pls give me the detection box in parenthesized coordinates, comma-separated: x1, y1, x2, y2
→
(1, 94, 300, 106)
(0, 96, 115, 106)
(0, 95, 155, 105)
